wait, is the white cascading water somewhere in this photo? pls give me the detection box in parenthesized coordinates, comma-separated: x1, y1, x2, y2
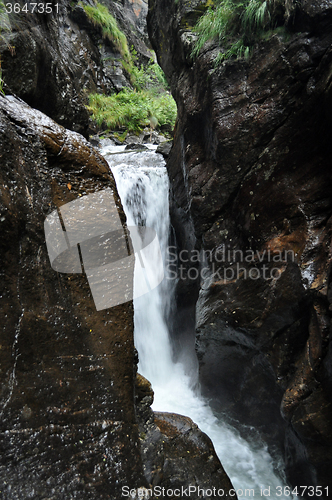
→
(102, 144, 295, 499)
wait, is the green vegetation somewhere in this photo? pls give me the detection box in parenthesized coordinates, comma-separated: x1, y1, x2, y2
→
(129, 53, 169, 91)
(79, 1, 131, 62)
(81, 2, 177, 135)
(87, 55, 176, 134)
(192, 0, 290, 64)
(0, 0, 11, 41)
(87, 88, 177, 133)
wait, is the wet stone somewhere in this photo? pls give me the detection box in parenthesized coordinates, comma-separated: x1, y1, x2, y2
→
(0, 95, 146, 498)
(148, 0, 332, 490)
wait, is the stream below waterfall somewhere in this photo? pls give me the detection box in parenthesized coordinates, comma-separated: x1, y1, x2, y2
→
(102, 143, 295, 500)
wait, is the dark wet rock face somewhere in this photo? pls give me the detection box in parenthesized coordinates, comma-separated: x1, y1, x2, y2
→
(103, 0, 151, 58)
(0, 95, 146, 498)
(156, 140, 173, 158)
(1, 0, 151, 137)
(0, 93, 236, 498)
(148, 0, 332, 490)
(2, 3, 100, 137)
(135, 374, 236, 498)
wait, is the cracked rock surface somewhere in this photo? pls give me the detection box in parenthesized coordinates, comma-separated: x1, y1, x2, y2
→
(148, 0, 332, 489)
(0, 94, 145, 499)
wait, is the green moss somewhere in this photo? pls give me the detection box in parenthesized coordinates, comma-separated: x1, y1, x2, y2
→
(113, 130, 128, 143)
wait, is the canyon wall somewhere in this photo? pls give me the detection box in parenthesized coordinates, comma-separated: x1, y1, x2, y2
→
(0, 93, 234, 499)
(0, 0, 151, 137)
(0, 93, 145, 497)
(148, 0, 332, 490)
(0, 0, 236, 487)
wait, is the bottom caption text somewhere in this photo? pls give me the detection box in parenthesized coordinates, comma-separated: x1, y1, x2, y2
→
(122, 485, 329, 498)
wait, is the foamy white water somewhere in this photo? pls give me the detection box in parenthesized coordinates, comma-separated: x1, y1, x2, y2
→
(102, 144, 295, 499)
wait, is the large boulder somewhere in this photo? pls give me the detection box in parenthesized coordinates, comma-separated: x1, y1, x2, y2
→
(148, 0, 332, 490)
(0, 94, 145, 498)
(135, 374, 236, 498)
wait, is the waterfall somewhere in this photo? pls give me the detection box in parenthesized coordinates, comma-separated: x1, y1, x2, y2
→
(102, 144, 296, 499)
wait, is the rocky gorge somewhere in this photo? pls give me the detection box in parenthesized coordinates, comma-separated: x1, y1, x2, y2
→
(0, 1, 234, 498)
(1, 0, 332, 497)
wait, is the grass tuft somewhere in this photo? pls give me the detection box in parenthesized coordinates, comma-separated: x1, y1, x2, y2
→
(128, 53, 169, 92)
(79, 1, 131, 62)
(81, 4, 177, 135)
(87, 89, 177, 134)
(192, 0, 292, 64)
(0, 0, 13, 50)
